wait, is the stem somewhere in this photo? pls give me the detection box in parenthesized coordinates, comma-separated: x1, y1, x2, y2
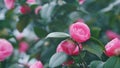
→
(77, 43, 87, 68)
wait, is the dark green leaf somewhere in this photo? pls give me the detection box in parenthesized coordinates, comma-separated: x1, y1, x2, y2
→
(103, 56, 120, 68)
(91, 27, 101, 38)
(34, 26, 48, 38)
(16, 15, 30, 32)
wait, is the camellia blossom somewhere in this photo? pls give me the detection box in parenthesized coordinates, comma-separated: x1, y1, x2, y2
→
(105, 38, 120, 57)
(19, 41, 29, 53)
(106, 30, 120, 40)
(35, 6, 42, 15)
(56, 39, 82, 56)
(0, 39, 13, 61)
(69, 21, 90, 43)
(30, 61, 44, 68)
(4, 0, 15, 9)
(20, 5, 31, 14)
(79, 0, 85, 5)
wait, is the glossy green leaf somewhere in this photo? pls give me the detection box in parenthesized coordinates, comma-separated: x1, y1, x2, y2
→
(49, 52, 68, 68)
(83, 38, 104, 58)
(40, 1, 56, 22)
(34, 26, 48, 38)
(46, 32, 70, 38)
(16, 15, 30, 32)
(89, 61, 104, 68)
(103, 56, 120, 68)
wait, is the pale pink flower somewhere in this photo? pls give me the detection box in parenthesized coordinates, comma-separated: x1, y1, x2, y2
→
(69, 22, 90, 42)
(27, 0, 36, 4)
(19, 41, 29, 53)
(4, 0, 15, 9)
(30, 61, 44, 68)
(16, 34, 24, 41)
(0, 39, 13, 61)
(106, 30, 120, 40)
(35, 6, 42, 15)
(79, 0, 85, 5)
(56, 39, 82, 55)
(105, 38, 120, 57)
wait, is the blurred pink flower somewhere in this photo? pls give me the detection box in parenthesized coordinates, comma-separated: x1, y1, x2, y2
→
(105, 38, 120, 57)
(30, 61, 44, 68)
(27, 0, 36, 4)
(35, 6, 42, 15)
(106, 30, 120, 40)
(56, 39, 82, 56)
(19, 41, 29, 53)
(16, 34, 24, 41)
(79, 0, 85, 5)
(0, 39, 13, 61)
(20, 5, 31, 14)
(69, 21, 90, 43)
(4, 0, 15, 9)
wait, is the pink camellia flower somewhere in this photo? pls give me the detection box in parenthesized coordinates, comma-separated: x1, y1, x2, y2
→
(0, 39, 13, 61)
(106, 30, 120, 40)
(30, 61, 44, 68)
(56, 39, 82, 55)
(20, 5, 31, 14)
(19, 41, 29, 53)
(105, 38, 120, 57)
(69, 22, 90, 43)
(35, 6, 42, 15)
(79, 0, 85, 5)
(4, 0, 15, 9)
(27, 0, 36, 4)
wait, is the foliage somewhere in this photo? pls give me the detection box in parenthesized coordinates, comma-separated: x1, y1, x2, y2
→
(0, 0, 120, 68)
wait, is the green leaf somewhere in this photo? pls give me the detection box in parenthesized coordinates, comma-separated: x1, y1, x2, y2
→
(16, 15, 30, 32)
(49, 52, 68, 68)
(34, 26, 48, 38)
(91, 27, 101, 38)
(83, 38, 104, 58)
(46, 32, 70, 38)
(40, 1, 56, 22)
(103, 56, 120, 68)
(89, 61, 104, 68)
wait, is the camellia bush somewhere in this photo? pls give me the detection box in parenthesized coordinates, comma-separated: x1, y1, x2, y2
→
(0, 0, 120, 68)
